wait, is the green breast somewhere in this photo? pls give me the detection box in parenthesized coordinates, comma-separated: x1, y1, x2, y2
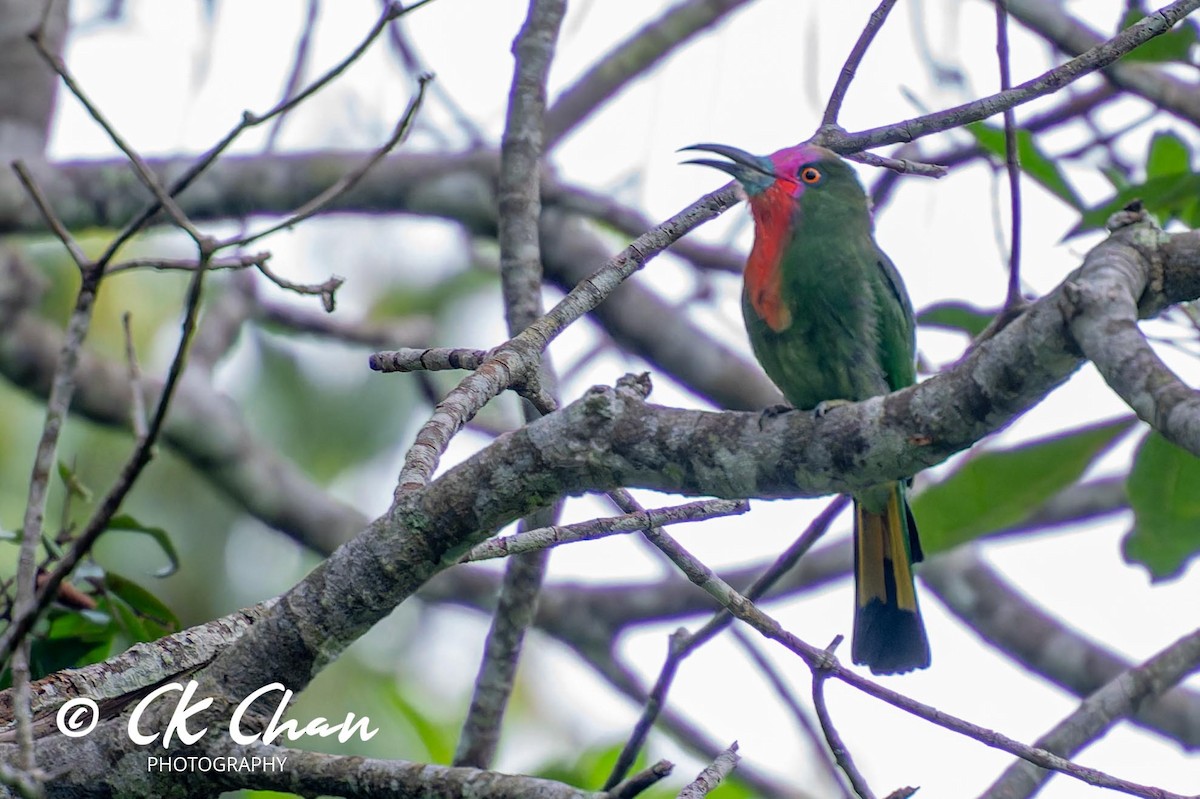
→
(743, 227, 914, 410)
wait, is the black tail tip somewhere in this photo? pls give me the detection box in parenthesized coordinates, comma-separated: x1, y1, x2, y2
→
(853, 601, 931, 675)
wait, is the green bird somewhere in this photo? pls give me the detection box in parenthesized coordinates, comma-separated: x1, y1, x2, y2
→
(683, 142, 929, 675)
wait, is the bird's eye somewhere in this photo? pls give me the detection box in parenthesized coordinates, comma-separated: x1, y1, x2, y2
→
(799, 166, 822, 184)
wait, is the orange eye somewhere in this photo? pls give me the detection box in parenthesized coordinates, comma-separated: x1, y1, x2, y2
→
(799, 166, 822, 184)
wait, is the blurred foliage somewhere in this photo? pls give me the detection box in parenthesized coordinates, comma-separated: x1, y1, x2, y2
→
(967, 122, 1082, 209)
(1120, 2, 1199, 63)
(913, 417, 1136, 554)
(1067, 131, 1200, 237)
(532, 740, 753, 798)
(0, 565, 179, 685)
(1124, 431, 1200, 580)
(367, 261, 497, 321)
(915, 300, 995, 338)
(1, 463, 182, 682)
(239, 330, 413, 484)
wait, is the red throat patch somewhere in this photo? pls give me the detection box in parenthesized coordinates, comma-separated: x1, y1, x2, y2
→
(746, 182, 796, 332)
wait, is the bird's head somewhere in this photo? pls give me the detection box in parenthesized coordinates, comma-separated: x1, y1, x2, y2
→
(680, 141, 859, 201)
(681, 141, 870, 234)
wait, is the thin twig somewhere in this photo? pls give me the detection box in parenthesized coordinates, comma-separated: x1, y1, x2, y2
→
(380, 0, 482, 145)
(29, 31, 208, 247)
(121, 313, 148, 440)
(996, 0, 1024, 310)
(731, 628, 852, 799)
(605, 759, 674, 799)
(6, 187, 107, 727)
(821, 0, 900, 127)
(983, 625, 1200, 799)
(9, 640, 34, 778)
(677, 742, 740, 799)
(0, 243, 214, 669)
(545, 0, 756, 148)
(869, 84, 1117, 209)
(639, 525, 1192, 799)
(227, 73, 432, 251)
(395, 184, 740, 493)
(11, 162, 89, 268)
(255, 259, 344, 312)
(845, 149, 946, 178)
(602, 494, 850, 789)
(94, 1, 412, 267)
(462, 499, 749, 562)
(264, 0, 321, 151)
(812, 638, 875, 799)
(105, 252, 270, 276)
(830, 0, 1200, 153)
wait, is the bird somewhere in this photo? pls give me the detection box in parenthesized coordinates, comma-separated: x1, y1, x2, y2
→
(681, 142, 930, 675)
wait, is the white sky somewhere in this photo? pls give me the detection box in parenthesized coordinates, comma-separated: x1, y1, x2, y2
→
(54, 2, 1200, 798)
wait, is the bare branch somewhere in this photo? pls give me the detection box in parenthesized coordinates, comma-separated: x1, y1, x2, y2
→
(227, 73, 432, 252)
(982, 626, 1200, 799)
(676, 742, 739, 799)
(606, 760, 674, 799)
(812, 638, 875, 799)
(1003, 0, 1200, 127)
(821, 0, 900, 127)
(395, 184, 741, 492)
(454, 0, 567, 772)
(603, 494, 849, 789)
(830, 0, 1200, 154)
(732, 628, 851, 799)
(462, 499, 749, 561)
(995, 0, 1025, 311)
(637, 522, 1190, 799)
(545, 0, 755, 148)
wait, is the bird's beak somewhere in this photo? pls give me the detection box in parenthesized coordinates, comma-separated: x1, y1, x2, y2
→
(679, 143, 775, 195)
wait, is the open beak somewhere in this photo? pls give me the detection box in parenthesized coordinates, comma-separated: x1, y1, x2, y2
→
(679, 143, 775, 194)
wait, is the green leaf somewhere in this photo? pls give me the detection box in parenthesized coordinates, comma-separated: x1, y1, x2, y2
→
(916, 301, 995, 338)
(1120, 8, 1199, 63)
(534, 741, 647, 790)
(243, 333, 413, 483)
(386, 691, 457, 764)
(366, 267, 497, 319)
(913, 417, 1136, 553)
(57, 460, 94, 502)
(1065, 173, 1200, 238)
(105, 514, 179, 577)
(102, 571, 180, 636)
(1146, 131, 1191, 178)
(45, 609, 112, 642)
(1123, 431, 1200, 580)
(1067, 121, 1197, 238)
(967, 122, 1082, 209)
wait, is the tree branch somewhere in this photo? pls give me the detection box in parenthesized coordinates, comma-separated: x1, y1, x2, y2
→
(1002, 0, 1200, 128)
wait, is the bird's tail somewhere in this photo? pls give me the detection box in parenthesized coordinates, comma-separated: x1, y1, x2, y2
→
(852, 482, 930, 675)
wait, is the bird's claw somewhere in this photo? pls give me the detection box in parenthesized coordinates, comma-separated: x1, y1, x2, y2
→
(813, 398, 852, 417)
(757, 403, 794, 430)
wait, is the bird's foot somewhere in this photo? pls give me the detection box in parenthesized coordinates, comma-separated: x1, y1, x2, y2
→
(757, 403, 794, 430)
(813, 398, 852, 417)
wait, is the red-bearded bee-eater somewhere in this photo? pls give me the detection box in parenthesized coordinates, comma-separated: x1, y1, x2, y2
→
(682, 142, 930, 675)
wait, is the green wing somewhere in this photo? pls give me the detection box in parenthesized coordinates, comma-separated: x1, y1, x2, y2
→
(871, 247, 916, 392)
